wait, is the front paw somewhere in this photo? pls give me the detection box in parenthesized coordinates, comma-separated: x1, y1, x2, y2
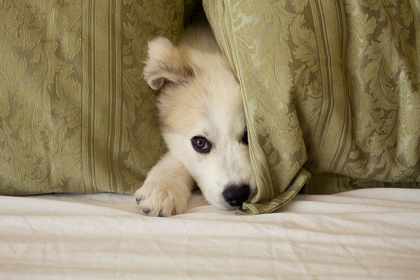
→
(134, 181, 189, 217)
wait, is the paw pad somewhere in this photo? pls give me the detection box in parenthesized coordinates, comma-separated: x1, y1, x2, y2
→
(135, 197, 142, 204)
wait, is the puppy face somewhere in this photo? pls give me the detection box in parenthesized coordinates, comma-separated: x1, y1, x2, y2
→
(143, 37, 256, 210)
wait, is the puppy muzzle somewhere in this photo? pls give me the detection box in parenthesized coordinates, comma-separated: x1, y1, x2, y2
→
(222, 184, 250, 207)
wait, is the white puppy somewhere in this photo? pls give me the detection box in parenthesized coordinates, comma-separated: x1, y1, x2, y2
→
(134, 23, 256, 217)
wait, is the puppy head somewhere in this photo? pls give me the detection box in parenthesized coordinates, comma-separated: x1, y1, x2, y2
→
(144, 37, 256, 210)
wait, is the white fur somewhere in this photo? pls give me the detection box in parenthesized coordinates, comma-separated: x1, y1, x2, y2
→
(135, 23, 256, 216)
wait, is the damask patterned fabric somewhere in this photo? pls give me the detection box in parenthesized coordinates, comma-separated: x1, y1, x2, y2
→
(204, 0, 420, 215)
(0, 0, 198, 195)
(2, 0, 420, 216)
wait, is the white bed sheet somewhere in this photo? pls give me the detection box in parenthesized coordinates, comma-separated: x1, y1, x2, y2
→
(1, 188, 420, 279)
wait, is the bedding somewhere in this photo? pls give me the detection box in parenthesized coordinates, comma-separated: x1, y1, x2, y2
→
(1, 0, 419, 216)
(204, 0, 420, 215)
(1, 188, 420, 279)
(0, 0, 199, 195)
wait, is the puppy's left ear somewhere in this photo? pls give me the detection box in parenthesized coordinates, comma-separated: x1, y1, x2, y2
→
(143, 37, 195, 90)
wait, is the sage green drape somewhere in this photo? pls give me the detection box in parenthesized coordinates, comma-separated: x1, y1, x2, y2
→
(2, 0, 420, 216)
(204, 0, 420, 215)
(0, 0, 198, 195)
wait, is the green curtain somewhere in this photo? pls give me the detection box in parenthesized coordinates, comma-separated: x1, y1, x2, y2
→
(204, 0, 420, 215)
(0, 0, 198, 195)
(2, 0, 420, 216)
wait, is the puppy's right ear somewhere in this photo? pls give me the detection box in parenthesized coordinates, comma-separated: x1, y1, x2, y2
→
(143, 37, 195, 90)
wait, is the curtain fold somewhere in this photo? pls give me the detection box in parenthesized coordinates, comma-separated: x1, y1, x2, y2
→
(0, 0, 199, 195)
(204, 0, 420, 215)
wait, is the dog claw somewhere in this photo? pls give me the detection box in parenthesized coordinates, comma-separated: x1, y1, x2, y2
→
(158, 210, 165, 217)
(143, 207, 151, 214)
(136, 197, 142, 204)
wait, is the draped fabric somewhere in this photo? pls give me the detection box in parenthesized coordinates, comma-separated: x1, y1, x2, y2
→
(0, 0, 198, 195)
(203, 0, 420, 215)
(2, 0, 420, 216)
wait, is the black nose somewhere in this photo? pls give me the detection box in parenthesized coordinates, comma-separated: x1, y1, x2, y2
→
(222, 184, 250, 207)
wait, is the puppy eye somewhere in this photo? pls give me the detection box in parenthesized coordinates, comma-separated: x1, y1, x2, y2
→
(242, 130, 248, 145)
(191, 136, 212, 153)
